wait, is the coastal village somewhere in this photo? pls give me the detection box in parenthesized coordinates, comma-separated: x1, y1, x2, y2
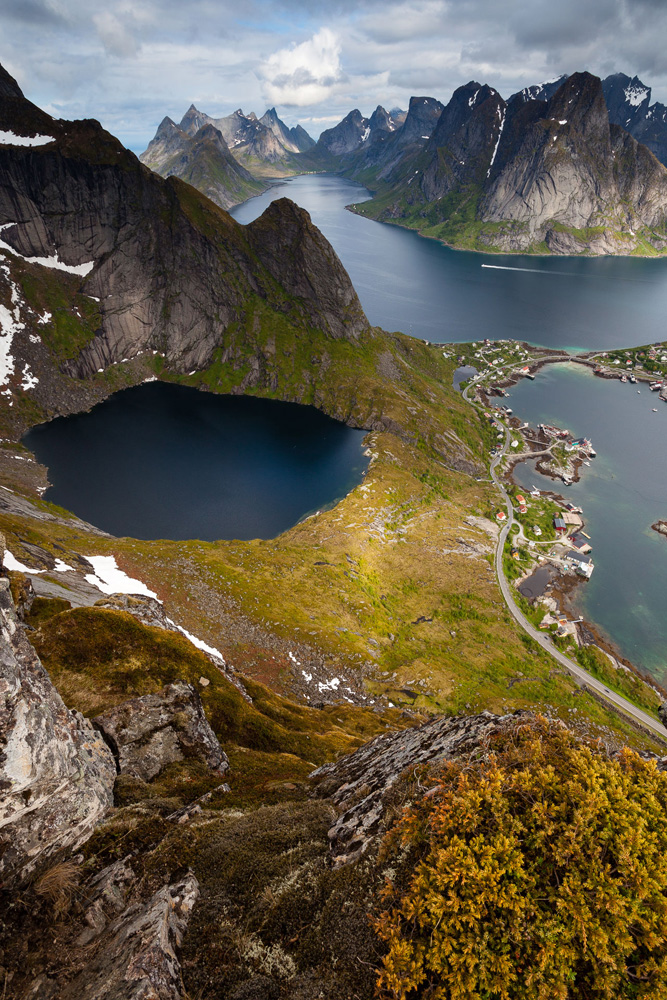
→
(445, 336, 667, 657)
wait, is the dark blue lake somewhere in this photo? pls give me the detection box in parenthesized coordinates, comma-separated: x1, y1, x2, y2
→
(233, 174, 667, 351)
(24, 383, 369, 541)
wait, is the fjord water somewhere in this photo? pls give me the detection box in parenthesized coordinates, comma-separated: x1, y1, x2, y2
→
(233, 174, 667, 351)
(24, 383, 368, 541)
(237, 175, 667, 679)
(508, 364, 667, 682)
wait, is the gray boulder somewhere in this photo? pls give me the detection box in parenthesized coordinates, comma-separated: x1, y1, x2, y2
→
(93, 682, 229, 782)
(0, 577, 116, 887)
(311, 710, 519, 865)
(61, 869, 199, 1000)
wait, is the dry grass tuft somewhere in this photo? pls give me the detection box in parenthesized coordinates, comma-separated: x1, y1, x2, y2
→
(34, 859, 80, 917)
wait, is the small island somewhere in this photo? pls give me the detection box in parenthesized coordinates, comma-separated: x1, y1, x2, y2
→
(652, 520, 667, 538)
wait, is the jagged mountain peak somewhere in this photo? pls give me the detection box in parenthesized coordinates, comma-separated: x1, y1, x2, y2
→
(399, 95, 446, 145)
(544, 71, 610, 139)
(178, 104, 213, 136)
(510, 75, 568, 106)
(604, 72, 651, 108)
(603, 70, 667, 167)
(0, 63, 23, 100)
(156, 115, 178, 135)
(317, 109, 370, 155)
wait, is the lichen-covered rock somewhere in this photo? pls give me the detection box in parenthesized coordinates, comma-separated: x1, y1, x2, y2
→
(93, 682, 229, 782)
(311, 710, 518, 864)
(61, 870, 199, 1000)
(75, 856, 137, 947)
(0, 577, 116, 887)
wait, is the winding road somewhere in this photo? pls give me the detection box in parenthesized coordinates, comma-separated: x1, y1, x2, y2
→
(463, 375, 667, 741)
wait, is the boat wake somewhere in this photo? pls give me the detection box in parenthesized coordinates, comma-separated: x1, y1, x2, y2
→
(481, 264, 653, 283)
(481, 264, 573, 276)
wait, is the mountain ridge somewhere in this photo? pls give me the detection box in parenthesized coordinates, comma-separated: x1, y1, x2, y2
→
(140, 103, 316, 195)
(349, 71, 667, 255)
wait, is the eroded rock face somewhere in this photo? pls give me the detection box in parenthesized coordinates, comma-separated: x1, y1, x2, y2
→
(311, 710, 517, 865)
(0, 577, 116, 886)
(0, 64, 369, 384)
(93, 682, 229, 782)
(61, 869, 199, 1000)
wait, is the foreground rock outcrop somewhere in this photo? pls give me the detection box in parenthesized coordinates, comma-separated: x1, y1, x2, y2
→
(93, 682, 229, 782)
(0, 576, 115, 887)
(311, 710, 517, 864)
(61, 869, 199, 1000)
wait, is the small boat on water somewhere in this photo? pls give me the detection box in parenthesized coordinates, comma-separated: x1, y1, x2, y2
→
(653, 408, 658, 412)
(620, 375, 628, 383)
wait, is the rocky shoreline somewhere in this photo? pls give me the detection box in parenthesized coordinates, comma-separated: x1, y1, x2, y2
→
(652, 520, 667, 538)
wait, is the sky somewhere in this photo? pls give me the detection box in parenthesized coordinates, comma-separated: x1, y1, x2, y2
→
(2, 0, 667, 152)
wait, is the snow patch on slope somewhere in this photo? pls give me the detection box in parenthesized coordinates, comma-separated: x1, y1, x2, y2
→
(83, 553, 227, 665)
(0, 223, 94, 276)
(84, 555, 159, 598)
(0, 261, 23, 388)
(625, 83, 649, 107)
(0, 131, 54, 147)
(487, 106, 506, 178)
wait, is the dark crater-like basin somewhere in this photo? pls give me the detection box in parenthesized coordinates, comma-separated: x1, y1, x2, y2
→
(24, 382, 369, 541)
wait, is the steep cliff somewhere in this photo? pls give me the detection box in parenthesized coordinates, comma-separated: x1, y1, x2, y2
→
(0, 574, 115, 887)
(354, 72, 667, 255)
(603, 72, 667, 168)
(0, 64, 368, 388)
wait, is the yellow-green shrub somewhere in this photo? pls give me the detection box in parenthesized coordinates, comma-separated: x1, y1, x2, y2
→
(375, 719, 667, 999)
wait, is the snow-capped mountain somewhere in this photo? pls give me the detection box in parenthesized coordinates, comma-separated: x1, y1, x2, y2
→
(602, 73, 667, 166)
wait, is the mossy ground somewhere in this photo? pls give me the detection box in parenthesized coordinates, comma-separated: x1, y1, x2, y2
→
(32, 606, 410, 768)
(0, 329, 661, 750)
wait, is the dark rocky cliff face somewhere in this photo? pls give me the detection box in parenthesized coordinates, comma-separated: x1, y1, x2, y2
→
(356, 72, 667, 255)
(603, 72, 667, 168)
(318, 109, 370, 155)
(420, 82, 505, 202)
(482, 72, 667, 251)
(0, 68, 368, 380)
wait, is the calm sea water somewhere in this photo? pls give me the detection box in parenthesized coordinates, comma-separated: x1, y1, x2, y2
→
(233, 174, 667, 351)
(235, 176, 667, 678)
(24, 383, 368, 541)
(508, 364, 667, 682)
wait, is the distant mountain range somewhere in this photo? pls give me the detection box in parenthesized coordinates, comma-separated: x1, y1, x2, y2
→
(141, 70, 667, 255)
(140, 105, 316, 208)
(331, 72, 667, 255)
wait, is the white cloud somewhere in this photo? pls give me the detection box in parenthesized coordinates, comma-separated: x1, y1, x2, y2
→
(259, 27, 343, 106)
(93, 10, 140, 57)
